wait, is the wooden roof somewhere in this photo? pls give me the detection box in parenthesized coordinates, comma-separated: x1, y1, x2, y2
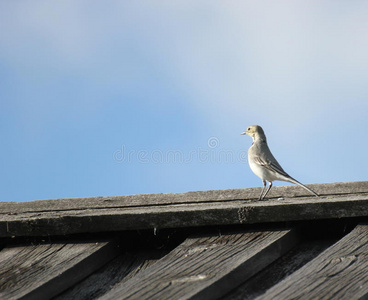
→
(1, 181, 368, 299)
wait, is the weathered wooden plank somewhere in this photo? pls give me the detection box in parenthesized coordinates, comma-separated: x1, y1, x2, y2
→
(1, 192, 368, 238)
(99, 228, 298, 300)
(256, 224, 368, 300)
(54, 250, 166, 300)
(1, 181, 366, 214)
(223, 238, 338, 300)
(0, 240, 120, 300)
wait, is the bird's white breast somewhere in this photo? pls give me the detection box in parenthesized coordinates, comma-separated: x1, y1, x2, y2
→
(248, 146, 281, 182)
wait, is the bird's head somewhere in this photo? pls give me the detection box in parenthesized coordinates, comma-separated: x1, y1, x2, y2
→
(241, 125, 265, 139)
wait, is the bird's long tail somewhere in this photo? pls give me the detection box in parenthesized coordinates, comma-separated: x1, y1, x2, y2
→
(285, 177, 319, 197)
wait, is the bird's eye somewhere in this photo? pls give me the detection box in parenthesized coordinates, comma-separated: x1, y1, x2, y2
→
(248, 127, 251, 131)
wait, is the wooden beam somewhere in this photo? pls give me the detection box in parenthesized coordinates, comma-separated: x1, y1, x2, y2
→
(0, 181, 367, 238)
(223, 238, 338, 300)
(256, 224, 368, 299)
(0, 239, 120, 300)
(1, 181, 366, 212)
(99, 228, 298, 300)
(54, 250, 166, 300)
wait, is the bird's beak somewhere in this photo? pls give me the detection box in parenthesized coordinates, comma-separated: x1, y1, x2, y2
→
(241, 131, 247, 135)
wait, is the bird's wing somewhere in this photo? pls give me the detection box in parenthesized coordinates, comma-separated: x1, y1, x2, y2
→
(252, 155, 291, 178)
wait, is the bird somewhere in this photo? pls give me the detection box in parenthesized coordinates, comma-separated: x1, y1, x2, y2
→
(241, 125, 319, 200)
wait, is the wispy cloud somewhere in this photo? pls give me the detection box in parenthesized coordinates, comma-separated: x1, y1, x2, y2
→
(2, 1, 367, 135)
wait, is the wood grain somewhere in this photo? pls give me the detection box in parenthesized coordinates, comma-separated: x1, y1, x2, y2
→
(256, 224, 368, 300)
(223, 238, 338, 300)
(0, 181, 367, 238)
(54, 250, 166, 300)
(0, 240, 119, 300)
(99, 228, 298, 300)
(1, 181, 365, 212)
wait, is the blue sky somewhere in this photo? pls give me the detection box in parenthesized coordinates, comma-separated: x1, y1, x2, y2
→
(1, 1, 367, 202)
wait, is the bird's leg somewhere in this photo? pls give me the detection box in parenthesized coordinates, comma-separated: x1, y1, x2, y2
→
(262, 181, 273, 200)
(258, 180, 267, 200)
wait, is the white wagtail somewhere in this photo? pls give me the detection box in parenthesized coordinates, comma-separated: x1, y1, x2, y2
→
(241, 125, 319, 200)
